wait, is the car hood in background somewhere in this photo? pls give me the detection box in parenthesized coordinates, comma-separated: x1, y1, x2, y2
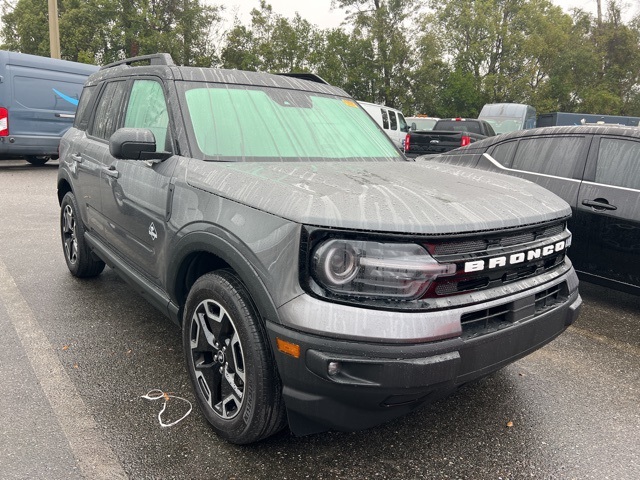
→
(186, 160, 571, 234)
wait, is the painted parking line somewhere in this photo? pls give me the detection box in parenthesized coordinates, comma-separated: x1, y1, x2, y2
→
(0, 258, 127, 479)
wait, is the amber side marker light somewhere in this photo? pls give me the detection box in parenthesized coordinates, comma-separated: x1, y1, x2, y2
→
(277, 338, 301, 358)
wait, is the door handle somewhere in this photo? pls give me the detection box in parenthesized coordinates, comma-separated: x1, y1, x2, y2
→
(71, 153, 83, 163)
(104, 166, 119, 179)
(582, 199, 617, 211)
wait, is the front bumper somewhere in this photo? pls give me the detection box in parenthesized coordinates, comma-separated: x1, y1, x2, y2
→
(267, 269, 581, 436)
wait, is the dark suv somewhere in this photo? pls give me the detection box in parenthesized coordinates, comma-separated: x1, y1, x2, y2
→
(434, 125, 640, 295)
(57, 54, 581, 444)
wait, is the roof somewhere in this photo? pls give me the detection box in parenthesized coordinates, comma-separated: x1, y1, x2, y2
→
(467, 124, 640, 150)
(86, 54, 347, 97)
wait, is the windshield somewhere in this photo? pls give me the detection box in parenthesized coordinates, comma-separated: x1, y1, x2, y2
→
(410, 118, 438, 130)
(178, 82, 402, 162)
(481, 116, 523, 134)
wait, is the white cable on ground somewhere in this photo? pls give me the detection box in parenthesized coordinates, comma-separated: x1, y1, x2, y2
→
(141, 389, 193, 428)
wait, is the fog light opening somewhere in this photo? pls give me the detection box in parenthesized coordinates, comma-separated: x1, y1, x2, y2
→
(327, 361, 341, 376)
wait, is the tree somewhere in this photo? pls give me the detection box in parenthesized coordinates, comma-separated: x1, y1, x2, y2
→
(316, 28, 378, 100)
(1, 0, 222, 65)
(1, 0, 51, 56)
(334, 0, 416, 108)
(221, 1, 323, 73)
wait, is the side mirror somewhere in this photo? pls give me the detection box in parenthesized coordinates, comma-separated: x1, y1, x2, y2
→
(109, 128, 170, 161)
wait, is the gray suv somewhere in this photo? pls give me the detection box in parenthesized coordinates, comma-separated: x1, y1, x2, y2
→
(57, 54, 582, 444)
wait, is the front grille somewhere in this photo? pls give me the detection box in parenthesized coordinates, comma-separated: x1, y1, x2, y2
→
(427, 220, 569, 297)
(460, 282, 568, 339)
(432, 222, 565, 256)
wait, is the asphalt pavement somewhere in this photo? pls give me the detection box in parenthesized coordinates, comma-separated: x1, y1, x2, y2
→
(0, 158, 639, 479)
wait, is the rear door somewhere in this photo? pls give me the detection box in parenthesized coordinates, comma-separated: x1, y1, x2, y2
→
(80, 80, 129, 236)
(63, 84, 103, 228)
(575, 135, 640, 289)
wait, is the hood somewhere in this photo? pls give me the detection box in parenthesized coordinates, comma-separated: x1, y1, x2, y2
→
(186, 160, 571, 235)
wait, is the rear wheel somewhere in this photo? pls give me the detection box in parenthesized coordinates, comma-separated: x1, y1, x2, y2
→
(60, 191, 105, 277)
(25, 155, 50, 166)
(183, 270, 286, 444)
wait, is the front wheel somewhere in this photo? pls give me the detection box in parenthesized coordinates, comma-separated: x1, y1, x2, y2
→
(60, 191, 105, 277)
(183, 270, 286, 444)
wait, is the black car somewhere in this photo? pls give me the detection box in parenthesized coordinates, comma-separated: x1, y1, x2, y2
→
(430, 125, 640, 295)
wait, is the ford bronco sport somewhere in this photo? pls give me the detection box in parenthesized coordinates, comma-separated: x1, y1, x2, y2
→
(57, 53, 582, 444)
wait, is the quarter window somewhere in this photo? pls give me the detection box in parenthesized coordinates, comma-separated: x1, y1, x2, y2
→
(596, 138, 640, 190)
(511, 136, 584, 178)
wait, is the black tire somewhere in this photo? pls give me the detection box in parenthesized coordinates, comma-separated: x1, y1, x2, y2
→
(60, 191, 105, 277)
(183, 270, 286, 444)
(25, 155, 50, 166)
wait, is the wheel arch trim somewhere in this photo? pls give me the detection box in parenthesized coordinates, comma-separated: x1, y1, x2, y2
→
(167, 229, 280, 327)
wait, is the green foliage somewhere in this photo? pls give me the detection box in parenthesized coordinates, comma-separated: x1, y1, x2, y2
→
(1, 0, 221, 65)
(3, 0, 640, 118)
(221, 1, 322, 73)
(1, 0, 51, 56)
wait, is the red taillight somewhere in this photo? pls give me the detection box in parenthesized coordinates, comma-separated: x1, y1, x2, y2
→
(0, 107, 8, 136)
(460, 135, 471, 147)
(404, 133, 411, 152)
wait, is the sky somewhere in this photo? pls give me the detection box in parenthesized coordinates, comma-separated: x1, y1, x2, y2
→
(215, 0, 638, 29)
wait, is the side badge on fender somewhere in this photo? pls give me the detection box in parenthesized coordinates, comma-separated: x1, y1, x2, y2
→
(149, 222, 158, 241)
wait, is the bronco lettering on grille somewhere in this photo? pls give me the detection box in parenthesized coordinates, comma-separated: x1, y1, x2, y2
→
(464, 240, 567, 273)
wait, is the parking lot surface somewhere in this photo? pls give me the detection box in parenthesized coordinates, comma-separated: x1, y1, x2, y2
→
(1, 159, 639, 479)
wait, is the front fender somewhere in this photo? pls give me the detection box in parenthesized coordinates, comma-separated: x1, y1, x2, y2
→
(166, 221, 301, 326)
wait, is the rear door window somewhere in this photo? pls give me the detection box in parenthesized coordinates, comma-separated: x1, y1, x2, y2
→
(74, 85, 98, 131)
(381, 109, 389, 129)
(511, 136, 585, 178)
(88, 81, 127, 141)
(389, 111, 398, 131)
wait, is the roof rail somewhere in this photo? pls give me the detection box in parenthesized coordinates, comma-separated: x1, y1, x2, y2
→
(101, 53, 175, 70)
(276, 72, 329, 85)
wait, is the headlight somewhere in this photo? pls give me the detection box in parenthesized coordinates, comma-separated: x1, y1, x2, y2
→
(311, 239, 455, 300)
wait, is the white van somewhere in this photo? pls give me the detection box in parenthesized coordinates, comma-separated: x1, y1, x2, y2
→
(358, 101, 409, 150)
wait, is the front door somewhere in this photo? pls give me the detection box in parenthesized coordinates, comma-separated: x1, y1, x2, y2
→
(99, 79, 176, 283)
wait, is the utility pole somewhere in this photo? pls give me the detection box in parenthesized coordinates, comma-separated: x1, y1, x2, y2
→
(596, 0, 603, 26)
(48, 0, 61, 59)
